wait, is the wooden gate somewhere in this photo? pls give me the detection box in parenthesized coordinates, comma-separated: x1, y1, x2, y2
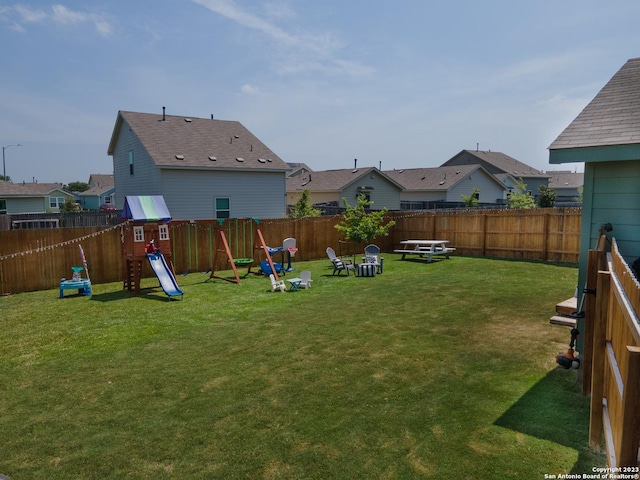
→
(588, 238, 640, 467)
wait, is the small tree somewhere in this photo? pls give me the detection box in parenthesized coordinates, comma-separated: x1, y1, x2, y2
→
(335, 194, 395, 261)
(574, 186, 583, 203)
(65, 181, 90, 192)
(0, 175, 10, 182)
(536, 184, 556, 208)
(461, 187, 480, 207)
(507, 178, 536, 209)
(59, 198, 82, 212)
(290, 189, 321, 218)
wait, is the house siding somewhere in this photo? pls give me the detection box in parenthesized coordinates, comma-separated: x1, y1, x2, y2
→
(341, 173, 401, 210)
(582, 160, 640, 264)
(6, 197, 47, 214)
(112, 120, 163, 208)
(160, 169, 286, 220)
(446, 174, 505, 203)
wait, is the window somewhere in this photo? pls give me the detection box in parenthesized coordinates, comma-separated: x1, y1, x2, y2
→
(129, 150, 134, 175)
(49, 197, 65, 209)
(215, 198, 230, 218)
(133, 226, 144, 242)
(159, 225, 169, 241)
(0, 199, 6, 214)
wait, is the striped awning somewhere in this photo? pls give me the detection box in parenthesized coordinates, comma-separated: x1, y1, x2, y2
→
(121, 196, 172, 222)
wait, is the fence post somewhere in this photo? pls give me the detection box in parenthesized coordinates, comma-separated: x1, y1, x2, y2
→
(619, 346, 640, 467)
(542, 210, 549, 262)
(589, 269, 610, 449)
(481, 213, 487, 257)
(582, 249, 600, 394)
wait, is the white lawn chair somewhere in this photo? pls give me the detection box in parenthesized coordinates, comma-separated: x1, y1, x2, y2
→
(269, 274, 286, 292)
(326, 247, 354, 276)
(299, 270, 312, 289)
(363, 244, 384, 273)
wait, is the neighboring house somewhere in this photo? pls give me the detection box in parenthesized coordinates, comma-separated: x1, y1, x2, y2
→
(549, 57, 640, 296)
(77, 174, 115, 210)
(384, 165, 509, 207)
(545, 170, 584, 203)
(286, 163, 313, 178)
(107, 110, 290, 220)
(0, 180, 73, 215)
(441, 149, 550, 196)
(286, 167, 404, 210)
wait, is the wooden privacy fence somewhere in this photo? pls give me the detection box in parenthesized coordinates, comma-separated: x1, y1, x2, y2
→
(588, 238, 640, 467)
(0, 208, 581, 295)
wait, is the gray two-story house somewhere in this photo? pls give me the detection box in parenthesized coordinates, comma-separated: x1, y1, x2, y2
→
(108, 110, 290, 220)
(442, 149, 550, 197)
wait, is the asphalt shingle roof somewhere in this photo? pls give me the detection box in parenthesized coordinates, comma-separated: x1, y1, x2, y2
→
(109, 111, 289, 171)
(0, 181, 66, 196)
(546, 171, 584, 189)
(445, 150, 548, 178)
(384, 165, 480, 190)
(549, 57, 640, 150)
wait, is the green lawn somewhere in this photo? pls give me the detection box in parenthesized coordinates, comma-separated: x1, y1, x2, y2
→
(0, 255, 604, 479)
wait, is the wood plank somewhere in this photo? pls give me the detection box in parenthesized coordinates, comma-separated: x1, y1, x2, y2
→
(556, 297, 578, 316)
(549, 315, 578, 327)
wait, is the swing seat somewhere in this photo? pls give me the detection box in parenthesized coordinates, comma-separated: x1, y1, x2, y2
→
(233, 258, 254, 266)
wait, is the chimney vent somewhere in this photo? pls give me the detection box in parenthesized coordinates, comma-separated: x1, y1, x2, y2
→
(354, 158, 358, 169)
(162, 106, 166, 121)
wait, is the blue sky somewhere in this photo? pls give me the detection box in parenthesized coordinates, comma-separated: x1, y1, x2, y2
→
(1, 1, 639, 184)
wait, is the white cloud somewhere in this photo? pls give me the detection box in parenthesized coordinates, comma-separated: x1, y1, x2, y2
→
(14, 5, 46, 23)
(51, 4, 112, 37)
(51, 4, 87, 24)
(263, 1, 295, 21)
(241, 84, 259, 95)
(191, 0, 373, 78)
(2, 4, 112, 37)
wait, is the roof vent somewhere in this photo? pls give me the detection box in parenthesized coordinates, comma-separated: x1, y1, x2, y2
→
(184, 118, 192, 122)
(209, 156, 217, 161)
(236, 157, 244, 162)
(258, 158, 267, 163)
(234, 135, 239, 139)
(439, 181, 446, 185)
(267, 159, 272, 163)
(175, 155, 184, 160)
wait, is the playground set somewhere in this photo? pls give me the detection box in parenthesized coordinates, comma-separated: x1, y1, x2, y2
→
(120, 196, 183, 299)
(208, 217, 298, 284)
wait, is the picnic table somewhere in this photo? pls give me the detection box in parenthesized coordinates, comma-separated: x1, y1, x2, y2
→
(394, 240, 456, 263)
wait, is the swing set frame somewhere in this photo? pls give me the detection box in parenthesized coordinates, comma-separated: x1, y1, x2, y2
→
(208, 218, 280, 284)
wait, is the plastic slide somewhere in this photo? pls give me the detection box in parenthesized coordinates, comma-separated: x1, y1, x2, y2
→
(147, 253, 184, 299)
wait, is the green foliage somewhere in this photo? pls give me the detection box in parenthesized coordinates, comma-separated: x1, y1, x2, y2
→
(536, 184, 557, 208)
(508, 178, 536, 209)
(574, 185, 583, 203)
(290, 189, 321, 218)
(461, 187, 480, 207)
(335, 194, 395, 244)
(59, 197, 82, 212)
(65, 181, 90, 192)
(0, 174, 10, 182)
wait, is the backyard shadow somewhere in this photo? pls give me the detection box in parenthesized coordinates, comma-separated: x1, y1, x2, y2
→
(89, 288, 172, 302)
(494, 368, 604, 474)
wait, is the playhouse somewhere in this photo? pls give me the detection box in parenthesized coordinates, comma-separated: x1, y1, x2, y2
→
(120, 195, 181, 297)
